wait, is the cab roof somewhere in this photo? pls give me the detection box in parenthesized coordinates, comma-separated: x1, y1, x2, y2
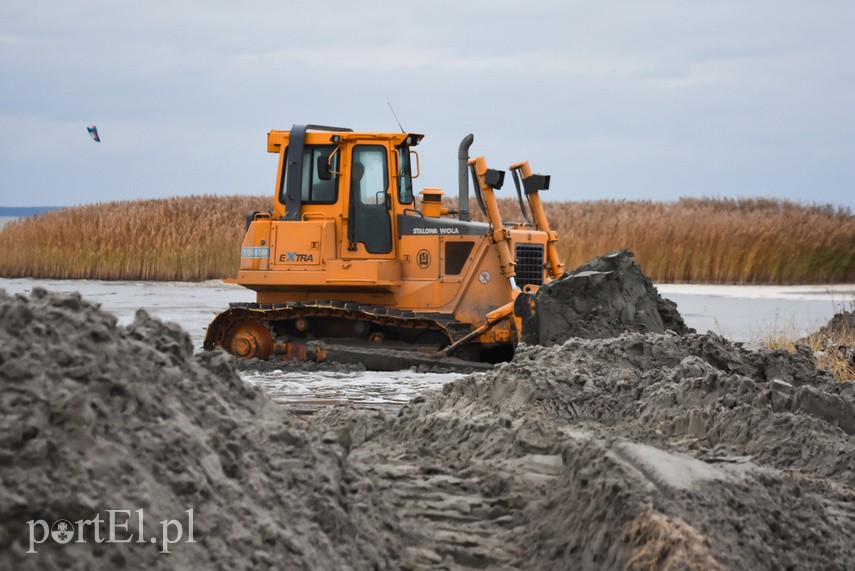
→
(268, 126, 423, 154)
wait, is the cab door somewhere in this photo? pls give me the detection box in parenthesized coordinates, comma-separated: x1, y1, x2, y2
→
(345, 143, 395, 258)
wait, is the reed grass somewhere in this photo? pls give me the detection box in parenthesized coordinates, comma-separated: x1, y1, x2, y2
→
(472, 197, 855, 284)
(0, 196, 267, 281)
(761, 311, 855, 381)
(0, 195, 853, 284)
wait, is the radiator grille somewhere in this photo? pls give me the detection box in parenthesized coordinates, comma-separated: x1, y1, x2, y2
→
(515, 243, 545, 287)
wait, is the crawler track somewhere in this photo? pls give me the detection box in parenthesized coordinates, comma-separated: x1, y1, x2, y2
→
(204, 301, 490, 371)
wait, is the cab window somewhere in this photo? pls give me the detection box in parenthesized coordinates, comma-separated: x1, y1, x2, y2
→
(397, 145, 414, 205)
(278, 145, 339, 205)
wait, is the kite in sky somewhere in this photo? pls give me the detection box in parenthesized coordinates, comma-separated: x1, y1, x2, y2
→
(87, 125, 101, 142)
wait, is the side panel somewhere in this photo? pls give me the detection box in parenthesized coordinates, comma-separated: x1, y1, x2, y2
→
(270, 221, 336, 269)
(444, 240, 512, 323)
(240, 219, 272, 271)
(272, 223, 321, 266)
(399, 235, 440, 280)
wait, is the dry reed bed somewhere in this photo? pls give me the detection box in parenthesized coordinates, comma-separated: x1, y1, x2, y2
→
(474, 197, 855, 284)
(0, 195, 853, 284)
(0, 196, 267, 281)
(763, 312, 855, 381)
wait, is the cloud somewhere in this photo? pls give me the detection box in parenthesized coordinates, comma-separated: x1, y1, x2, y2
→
(0, 1, 852, 208)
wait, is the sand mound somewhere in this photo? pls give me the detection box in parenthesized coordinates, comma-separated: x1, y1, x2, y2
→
(0, 288, 401, 570)
(4, 259, 855, 569)
(372, 331, 855, 568)
(529, 250, 692, 346)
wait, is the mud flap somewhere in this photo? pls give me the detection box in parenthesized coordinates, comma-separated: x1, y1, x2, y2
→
(513, 292, 539, 346)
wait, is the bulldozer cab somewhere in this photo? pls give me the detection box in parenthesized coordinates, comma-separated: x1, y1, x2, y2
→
(268, 125, 421, 262)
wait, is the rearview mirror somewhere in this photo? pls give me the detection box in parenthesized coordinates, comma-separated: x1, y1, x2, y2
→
(317, 155, 332, 181)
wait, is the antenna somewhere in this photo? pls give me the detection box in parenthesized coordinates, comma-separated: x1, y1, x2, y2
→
(387, 101, 405, 133)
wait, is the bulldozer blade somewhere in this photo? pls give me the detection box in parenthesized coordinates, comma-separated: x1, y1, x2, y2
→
(298, 340, 494, 373)
(514, 291, 540, 346)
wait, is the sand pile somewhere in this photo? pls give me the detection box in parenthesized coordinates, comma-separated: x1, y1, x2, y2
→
(529, 250, 693, 345)
(0, 288, 402, 570)
(365, 331, 855, 568)
(324, 251, 853, 568)
(4, 253, 855, 570)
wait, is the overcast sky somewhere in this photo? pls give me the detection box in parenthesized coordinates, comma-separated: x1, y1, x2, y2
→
(1, 1, 852, 209)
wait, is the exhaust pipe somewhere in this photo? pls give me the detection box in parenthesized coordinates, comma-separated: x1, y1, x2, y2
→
(457, 134, 474, 221)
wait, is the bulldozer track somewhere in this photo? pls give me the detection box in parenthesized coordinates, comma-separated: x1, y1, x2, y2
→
(204, 301, 479, 367)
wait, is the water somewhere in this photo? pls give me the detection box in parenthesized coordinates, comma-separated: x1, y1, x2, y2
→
(657, 284, 854, 342)
(239, 368, 462, 412)
(2, 277, 851, 407)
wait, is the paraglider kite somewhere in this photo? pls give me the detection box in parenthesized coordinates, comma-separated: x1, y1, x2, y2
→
(87, 125, 101, 142)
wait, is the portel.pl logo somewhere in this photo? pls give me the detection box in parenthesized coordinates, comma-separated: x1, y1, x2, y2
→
(26, 509, 195, 554)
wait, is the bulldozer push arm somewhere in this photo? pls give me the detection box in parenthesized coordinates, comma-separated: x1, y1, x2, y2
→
(509, 161, 565, 279)
(469, 156, 518, 290)
(443, 158, 568, 357)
